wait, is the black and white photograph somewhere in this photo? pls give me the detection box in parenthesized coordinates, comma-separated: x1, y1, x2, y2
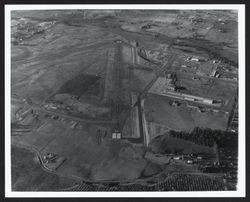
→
(4, 4, 246, 197)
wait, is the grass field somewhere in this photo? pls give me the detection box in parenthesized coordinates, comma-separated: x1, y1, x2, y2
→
(12, 118, 147, 182)
(174, 72, 237, 111)
(147, 122, 171, 140)
(145, 94, 228, 132)
(11, 17, 116, 104)
(205, 20, 237, 45)
(131, 69, 155, 92)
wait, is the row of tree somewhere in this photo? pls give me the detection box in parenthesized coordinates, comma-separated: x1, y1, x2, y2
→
(72, 174, 224, 191)
(169, 127, 238, 150)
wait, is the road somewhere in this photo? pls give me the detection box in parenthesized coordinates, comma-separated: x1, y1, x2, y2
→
(12, 142, 83, 182)
(11, 97, 118, 125)
(33, 104, 118, 125)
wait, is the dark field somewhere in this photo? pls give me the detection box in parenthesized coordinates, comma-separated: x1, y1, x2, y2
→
(149, 135, 216, 155)
(57, 74, 101, 97)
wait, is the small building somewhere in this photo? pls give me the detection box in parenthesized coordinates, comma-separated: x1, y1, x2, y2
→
(43, 153, 57, 164)
(185, 160, 193, 164)
(116, 133, 121, 139)
(49, 105, 57, 110)
(191, 57, 199, 62)
(112, 131, 122, 139)
(43, 104, 49, 109)
(203, 99, 214, 105)
(165, 85, 176, 91)
(112, 133, 117, 139)
(114, 39, 122, 43)
(184, 97, 195, 102)
(215, 74, 220, 78)
(141, 24, 151, 29)
(173, 156, 182, 160)
(187, 56, 206, 62)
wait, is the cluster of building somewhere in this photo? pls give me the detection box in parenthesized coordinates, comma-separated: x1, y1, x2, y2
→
(42, 152, 66, 171)
(141, 23, 152, 30)
(186, 56, 207, 62)
(112, 129, 122, 139)
(183, 54, 237, 82)
(43, 153, 58, 164)
(11, 19, 55, 44)
(210, 70, 220, 78)
(162, 89, 222, 107)
(164, 73, 177, 91)
(145, 152, 220, 167)
(43, 101, 77, 115)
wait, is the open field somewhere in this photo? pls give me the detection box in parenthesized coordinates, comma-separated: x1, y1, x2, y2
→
(174, 73, 237, 111)
(11, 145, 77, 191)
(145, 94, 228, 133)
(131, 69, 156, 92)
(11, 17, 116, 104)
(205, 20, 237, 46)
(12, 117, 147, 182)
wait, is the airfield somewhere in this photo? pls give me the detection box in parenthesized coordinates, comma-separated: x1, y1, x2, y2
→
(11, 10, 238, 191)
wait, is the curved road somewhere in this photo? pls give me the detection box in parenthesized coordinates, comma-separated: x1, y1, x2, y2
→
(13, 142, 83, 182)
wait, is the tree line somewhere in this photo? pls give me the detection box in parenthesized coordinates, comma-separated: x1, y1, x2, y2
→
(169, 127, 238, 150)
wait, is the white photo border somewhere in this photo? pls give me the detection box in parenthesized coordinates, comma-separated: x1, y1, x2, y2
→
(5, 4, 246, 198)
